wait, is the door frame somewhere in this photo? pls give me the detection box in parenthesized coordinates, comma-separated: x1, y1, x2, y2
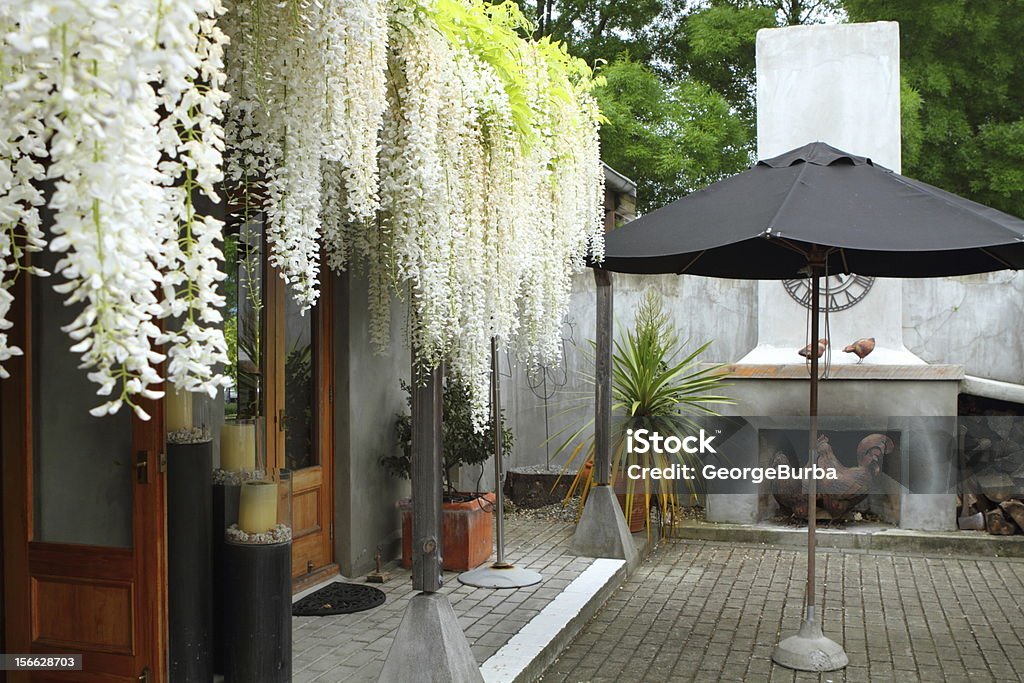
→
(263, 263, 336, 587)
(1, 272, 168, 682)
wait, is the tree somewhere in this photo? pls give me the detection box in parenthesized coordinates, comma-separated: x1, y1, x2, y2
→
(595, 57, 750, 211)
(844, 0, 1024, 217)
(515, 0, 666, 65)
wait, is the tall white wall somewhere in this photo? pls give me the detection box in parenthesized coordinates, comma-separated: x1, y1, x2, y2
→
(743, 21, 921, 365)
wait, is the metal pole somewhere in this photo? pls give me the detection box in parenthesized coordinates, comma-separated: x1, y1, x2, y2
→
(411, 352, 443, 593)
(806, 272, 820, 619)
(458, 339, 542, 589)
(594, 269, 613, 485)
(491, 337, 510, 568)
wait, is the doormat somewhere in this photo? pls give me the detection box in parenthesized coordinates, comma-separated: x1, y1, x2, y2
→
(292, 582, 386, 616)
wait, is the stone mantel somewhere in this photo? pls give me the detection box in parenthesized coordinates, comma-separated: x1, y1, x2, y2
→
(722, 363, 965, 382)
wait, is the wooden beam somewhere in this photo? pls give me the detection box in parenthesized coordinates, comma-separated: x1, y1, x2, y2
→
(410, 358, 443, 593)
(594, 269, 613, 485)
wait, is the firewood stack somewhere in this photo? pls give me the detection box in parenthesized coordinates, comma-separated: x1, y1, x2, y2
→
(959, 418, 1024, 535)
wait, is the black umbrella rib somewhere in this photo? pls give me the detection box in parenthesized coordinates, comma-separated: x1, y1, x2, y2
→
(676, 250, 706, 274)
(981, 247, 1017, 271)
(772, 235, 817, 260)
(764, 160, 812, 238)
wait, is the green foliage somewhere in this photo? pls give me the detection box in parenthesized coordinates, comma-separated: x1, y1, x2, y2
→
(554, 290, 734, 534)
(845, 0, 1024, 217)
(515, 0, 666, 66)
(658, 3, 776, 125)
(428, 0, 600, 144)
(595, 56, 750, 211)
(613, 291, 733, 421)
(384, 377, 514, 493)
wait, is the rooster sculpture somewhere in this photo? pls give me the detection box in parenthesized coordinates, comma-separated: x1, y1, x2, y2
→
(798, 338, 829, 359)
(771, 433, 895, 519)
(843, 337, 875, 363)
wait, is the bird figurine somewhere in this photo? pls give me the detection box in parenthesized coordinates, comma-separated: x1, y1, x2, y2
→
(843, 337, 875, 363)
(798, 338, 828, 359)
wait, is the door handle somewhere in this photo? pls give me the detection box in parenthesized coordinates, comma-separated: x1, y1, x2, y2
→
(136, 450, 153, 484)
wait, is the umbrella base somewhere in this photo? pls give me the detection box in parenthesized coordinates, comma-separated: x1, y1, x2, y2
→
(772, 614, 848, 672)
(569, 485, 639, 567)
(458, 564, 542, 589)
(378, 593, 483, 683)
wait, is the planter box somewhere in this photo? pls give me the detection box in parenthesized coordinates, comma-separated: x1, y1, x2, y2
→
(400, 493, 495, 572)
(504, 467, 576, 509)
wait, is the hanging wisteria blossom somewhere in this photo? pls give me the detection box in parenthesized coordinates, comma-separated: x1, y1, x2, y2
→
(0, 0, 232, 418)
(1, 0, 604, 426)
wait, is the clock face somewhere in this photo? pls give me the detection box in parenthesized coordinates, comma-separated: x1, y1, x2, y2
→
(782, 274, 874, 312)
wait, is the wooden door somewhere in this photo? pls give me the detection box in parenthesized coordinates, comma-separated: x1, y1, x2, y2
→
(266, 268, 335, 585)
(2, 263, 167, 682)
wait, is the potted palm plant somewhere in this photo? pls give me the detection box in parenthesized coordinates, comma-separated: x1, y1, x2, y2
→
(383, 376, 513, 571)
(556, 289, 734, 535)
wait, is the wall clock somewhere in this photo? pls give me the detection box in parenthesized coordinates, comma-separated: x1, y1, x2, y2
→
(782, 274, 874, 312)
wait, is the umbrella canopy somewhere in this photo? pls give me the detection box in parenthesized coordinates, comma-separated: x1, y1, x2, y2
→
(598, 141, 1024, 278)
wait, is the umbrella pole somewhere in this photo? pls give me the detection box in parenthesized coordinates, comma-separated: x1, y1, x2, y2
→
(807, 276, 819, 621)
(772, 265, 848, 672)
(458, 339, 543, 589)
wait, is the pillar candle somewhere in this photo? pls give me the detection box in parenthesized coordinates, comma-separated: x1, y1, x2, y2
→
(239, 481, 277, 534)
(165, 389, 192, 433)
(220, 421, 257, 472)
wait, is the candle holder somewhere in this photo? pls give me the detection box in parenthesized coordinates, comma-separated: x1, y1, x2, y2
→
(211, 415, 263, 676)
(166, 387, 212, 444)
(221, 469, 293, 682)
(225, 468, 292, 545)
(165, 389, 214, 682)
(214, 417, 265, 485)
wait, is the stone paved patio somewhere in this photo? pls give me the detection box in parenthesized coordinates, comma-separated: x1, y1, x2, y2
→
(292, 518, 597, 682)
(541, 539, 1024, 682)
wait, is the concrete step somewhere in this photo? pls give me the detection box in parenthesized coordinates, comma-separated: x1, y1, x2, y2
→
(675, 519, 1024, 557)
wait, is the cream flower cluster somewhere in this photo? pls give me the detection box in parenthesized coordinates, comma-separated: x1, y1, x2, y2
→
(222, 0, 604, 428)
(0, 1, 232, 417)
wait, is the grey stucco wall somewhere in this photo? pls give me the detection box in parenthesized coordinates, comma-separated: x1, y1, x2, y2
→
(496, 271, 759, 477)
(334, 273, 410, 576)
(903, 272, 1024, 385)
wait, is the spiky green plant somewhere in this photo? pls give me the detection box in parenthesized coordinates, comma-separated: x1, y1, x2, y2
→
(555, 289, 734, 536)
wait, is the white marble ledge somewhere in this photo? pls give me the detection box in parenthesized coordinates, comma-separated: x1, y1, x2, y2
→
(720, 363, 965, 381)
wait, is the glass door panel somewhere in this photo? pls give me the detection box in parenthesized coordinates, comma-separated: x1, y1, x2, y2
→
(32, 247, 132, 548)
(224, 217, 265, 423)
(283, 292, 315, 471)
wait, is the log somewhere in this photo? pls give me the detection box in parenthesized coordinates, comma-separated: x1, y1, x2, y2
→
(974, 494, 995, 512)
(985, 508, 1017, 535)
(999, 499, 1024, 532)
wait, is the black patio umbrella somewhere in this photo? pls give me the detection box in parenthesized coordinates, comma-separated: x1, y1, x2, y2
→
(591, 141, 1024, 670)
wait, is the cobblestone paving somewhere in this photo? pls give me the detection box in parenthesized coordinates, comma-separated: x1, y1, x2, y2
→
(541, 539, 1024, 683)
(292, 520, 590, 682)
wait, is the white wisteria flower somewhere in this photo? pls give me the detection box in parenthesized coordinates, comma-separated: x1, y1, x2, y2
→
(1, 0, 232, 417)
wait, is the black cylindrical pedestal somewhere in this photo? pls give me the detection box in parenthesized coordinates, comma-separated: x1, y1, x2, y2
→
(211, 483, 240, 674)
(222, 540, 292, 683)
(167, 441, 213, 683)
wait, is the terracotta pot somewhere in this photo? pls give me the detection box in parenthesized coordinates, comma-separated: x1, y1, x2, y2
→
(399, 492, 495, 572)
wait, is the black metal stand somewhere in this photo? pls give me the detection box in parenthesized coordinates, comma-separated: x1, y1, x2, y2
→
(211, 482, 240, 675)
(167, 441, 213, 683)
(222, 540, 292, 683)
